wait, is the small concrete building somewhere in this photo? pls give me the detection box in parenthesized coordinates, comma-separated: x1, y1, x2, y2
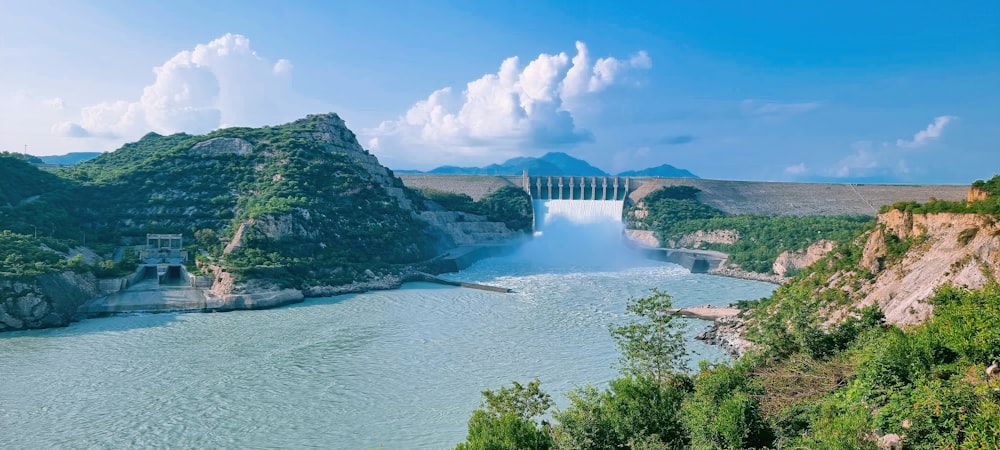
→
(140, 233, 188, 264)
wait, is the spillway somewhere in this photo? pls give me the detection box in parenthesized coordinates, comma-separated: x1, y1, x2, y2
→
(533, 199, 625, 231)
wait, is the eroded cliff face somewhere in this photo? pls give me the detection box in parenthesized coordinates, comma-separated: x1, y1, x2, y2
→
(417, 211, 521, 246)
(850, 210, 1000, 326)
(673, 229, 740, 248)
(772, 239, 837, 277)
(0, 272, 99, 331)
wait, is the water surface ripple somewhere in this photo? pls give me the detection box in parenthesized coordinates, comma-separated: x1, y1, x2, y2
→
(0, 256, 775, 449)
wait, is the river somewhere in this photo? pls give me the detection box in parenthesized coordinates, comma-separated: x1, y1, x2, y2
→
(0, 235, 775, 449)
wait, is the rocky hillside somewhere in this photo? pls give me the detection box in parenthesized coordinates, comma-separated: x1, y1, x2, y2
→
(1, 114, 532, 331)
(745, 189, 1000, 356)
(0, 272, 99, 332)
(855, 209, 1000, 325)
(59, 114, 437, 289)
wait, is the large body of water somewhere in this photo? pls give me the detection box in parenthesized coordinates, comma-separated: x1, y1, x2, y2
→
(1, 204, 776, 449)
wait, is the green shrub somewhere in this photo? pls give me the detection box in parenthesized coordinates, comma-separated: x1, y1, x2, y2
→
(926, 284, 1000, 363)
(554, 376, 691, 449)
(455, 379, 553, 450)
(958, 227, 979, 245)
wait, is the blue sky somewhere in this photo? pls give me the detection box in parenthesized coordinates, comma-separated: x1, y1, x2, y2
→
(1, 1, 997, 183)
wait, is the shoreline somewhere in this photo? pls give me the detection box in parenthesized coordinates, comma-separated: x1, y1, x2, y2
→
(708, 266, 785, 285)
(666, 305, 755, 359)
(71, 242, 525, 321)
(63, 239, 777, 351)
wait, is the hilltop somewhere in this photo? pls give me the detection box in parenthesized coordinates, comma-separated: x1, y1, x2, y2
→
(618, 163, 698, 178)
(38, 152, 103, 166)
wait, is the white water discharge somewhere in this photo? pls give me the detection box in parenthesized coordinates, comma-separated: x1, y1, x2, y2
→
(0, 203, 778, 449)
(533, 199, 625, 230)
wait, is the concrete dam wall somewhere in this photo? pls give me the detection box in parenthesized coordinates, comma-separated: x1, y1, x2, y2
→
(399, 174, 969, 216)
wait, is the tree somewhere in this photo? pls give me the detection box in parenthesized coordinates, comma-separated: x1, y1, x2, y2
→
(554, 375, 691, 449)
(610, 289, 687, 381)
(454, 379, 553, 450)
(682, 362, 773, 450)
(194, 228, 220, 254)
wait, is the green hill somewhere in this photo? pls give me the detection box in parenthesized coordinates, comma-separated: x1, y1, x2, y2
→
(58, 114, 443, 285)
(37, 152, 103, 166)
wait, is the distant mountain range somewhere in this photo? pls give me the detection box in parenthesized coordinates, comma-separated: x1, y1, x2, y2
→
(618, 164, 698, 178)
(34, 152, 103, 166)
(397, 152, 698, 178)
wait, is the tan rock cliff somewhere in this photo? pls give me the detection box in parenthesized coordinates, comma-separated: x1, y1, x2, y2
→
(772, 239, 837, 277)
(841, 210, 1000, 326)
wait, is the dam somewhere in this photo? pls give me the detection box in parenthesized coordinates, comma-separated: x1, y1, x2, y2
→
(517, 172, 725, 272)
(522, 174, 629, 231)
(398, 174, 969, 216)
(399, 172, 969, 272)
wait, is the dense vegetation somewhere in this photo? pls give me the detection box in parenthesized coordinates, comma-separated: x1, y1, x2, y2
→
(881, 174, 1000, 216)
(0, 153, 82, 239)
(0, 153, 106, 278)
(45, 115, 452, 287)
(416, 187, 533, 232)
(629, 186, 871, 273)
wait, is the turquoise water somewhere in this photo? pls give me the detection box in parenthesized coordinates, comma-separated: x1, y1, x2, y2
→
(0, 249, 775, 449)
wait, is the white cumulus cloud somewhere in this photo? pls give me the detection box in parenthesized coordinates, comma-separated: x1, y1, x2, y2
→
(369, 41, 651, 169)
(54, 33, 304, 139)
(896, 115, 957, 148)
(273, 59, 293, 77)
(831, 141, 882, 178)
(784, 163, 808, 175)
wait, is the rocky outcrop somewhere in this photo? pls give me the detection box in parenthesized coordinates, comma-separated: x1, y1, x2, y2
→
(0, 272, 99, 331)
(418, 211, 520, 246)
(302, 272, 406, 297)
(860, 226, 889, 273)
(206, 289, 304, 311)
(67, 246, 100, 264)
(772, 239, 836, 276)
(625, 230, 660, 247)
(253, 209, 319, 240)
(223, 221, 249, 255)
(709, 265, 785, 285)
(673, 229, 739, 248)
(697, 315, 754, 359)
(207, 264, 237, 298)
(967, 187, 989, 202)
(293, 113, 413, 209)
(192, 137, 254, 156)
